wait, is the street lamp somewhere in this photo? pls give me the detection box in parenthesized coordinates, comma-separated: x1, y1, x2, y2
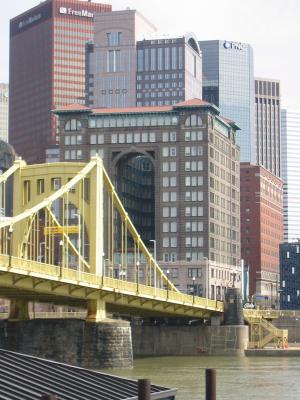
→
(192, 276, 196, 304)
(136, 261, 140, 293)
(59, 240, 64, 277)
(166, 269, 170, 299)
(39, 242, 46, 262)
(74, 212, 81, 273)
(149, 239, 156, 288)
(8, 226, 13, 268)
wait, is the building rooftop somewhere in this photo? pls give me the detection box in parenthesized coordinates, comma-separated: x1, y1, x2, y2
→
(0, 349, 176, 400)
(54, 98, 219, 116)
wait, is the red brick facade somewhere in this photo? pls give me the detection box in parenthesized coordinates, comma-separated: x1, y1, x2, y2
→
(240, 163, 283, 303)
(9, 0, 112, 164)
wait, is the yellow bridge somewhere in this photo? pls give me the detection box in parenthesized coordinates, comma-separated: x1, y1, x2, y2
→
(0, 157, 223, 321)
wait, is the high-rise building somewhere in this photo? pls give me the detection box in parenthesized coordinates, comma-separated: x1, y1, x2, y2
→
(255, 78, 281, 177)
(200, 40, 255, 163)
(55, 99, 242, 297)
(9, 0, 112, 164)
(281, 109, 300, 242)
(0, 84, 9, 143)
(280, 242, 300, 310)
(86, 14, 202, 110)
(240, 163, 283, 306)
(86, 10, 157, 109)
(136, 35, 202, 106)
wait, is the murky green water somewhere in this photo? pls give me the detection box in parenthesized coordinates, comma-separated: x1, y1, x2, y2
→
(106, 356, 300, 399)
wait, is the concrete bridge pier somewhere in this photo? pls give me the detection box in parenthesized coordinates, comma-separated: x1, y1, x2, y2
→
(86, 299, 106, 322)
(0, 298, 133, 369)
(8, 299, 30, 320)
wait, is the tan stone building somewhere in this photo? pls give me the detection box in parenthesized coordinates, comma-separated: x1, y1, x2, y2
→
(55, 98, 242, 298)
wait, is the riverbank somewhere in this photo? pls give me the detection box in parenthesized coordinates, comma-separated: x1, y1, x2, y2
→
(246, 346, 300, 357)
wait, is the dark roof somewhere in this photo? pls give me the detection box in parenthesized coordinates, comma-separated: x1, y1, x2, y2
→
(0, 350, 176, 400)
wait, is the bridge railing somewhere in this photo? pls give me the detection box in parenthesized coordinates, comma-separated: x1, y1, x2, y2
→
(0, 253, 223, 312)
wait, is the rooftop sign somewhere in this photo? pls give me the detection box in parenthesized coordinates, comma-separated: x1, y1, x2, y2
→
(223, 41, 244, 50)
(59, 7, 93, 18)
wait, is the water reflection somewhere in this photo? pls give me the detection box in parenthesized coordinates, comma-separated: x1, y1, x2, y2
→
(105, 356, 300, 399)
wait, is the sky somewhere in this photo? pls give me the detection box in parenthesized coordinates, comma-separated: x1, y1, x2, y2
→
(0, 0, 299, 108)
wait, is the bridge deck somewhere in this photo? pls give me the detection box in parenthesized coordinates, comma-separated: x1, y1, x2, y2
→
(0, 254, 223, 318)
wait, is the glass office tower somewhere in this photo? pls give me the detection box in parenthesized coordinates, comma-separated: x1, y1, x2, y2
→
(200, 40, 254, 163)
(281, 109, 300, 241)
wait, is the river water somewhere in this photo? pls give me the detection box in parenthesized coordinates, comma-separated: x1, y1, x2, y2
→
(106, 356, 300, 399)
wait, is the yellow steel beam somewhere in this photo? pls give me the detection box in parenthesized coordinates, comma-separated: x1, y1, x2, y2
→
(44, 226, 79, 235)
(102, 168, 179, 293)
(0, 254, 223, 317)
(0, 158, 98, 229)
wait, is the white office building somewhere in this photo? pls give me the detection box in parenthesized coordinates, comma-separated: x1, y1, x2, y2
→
(281, 109, 300, 241)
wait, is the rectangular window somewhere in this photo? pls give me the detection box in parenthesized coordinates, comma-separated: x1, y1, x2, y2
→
(107, 32, 122, 46)
(137, 49, 144, 71)
(171, 47, 177, 69)
(170, 177, 177, 187)
(170, 237, 177, 247)
(150, 48, 156, 70)
(51, 177, 61, 191)
(158, 48, 163, 70)
(37, 179, 44, 195)
(165, 47, 170, 69)
(170, 147, 177, 156)
(23, 180, 31, 204)
(163, 207, 169, 217)
(107, 50, 121, 72)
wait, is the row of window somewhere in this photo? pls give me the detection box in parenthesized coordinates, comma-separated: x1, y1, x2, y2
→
(137, 72, 183, 81)
(162, 237, 205, 250)
(111, 132, 156, 144)
(68, 113, 203, 131)
(137, 91, 184, 98)
(137, 46, 184, 72)
(137, 100, 179, 106)
(137, 81, 183, 89)
(88, 115, 178, 129)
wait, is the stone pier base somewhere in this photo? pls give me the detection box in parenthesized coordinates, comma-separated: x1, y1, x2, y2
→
(0, 318, 133, 369)
(132, 324, 248, 357)
(207, 325, 249, 356)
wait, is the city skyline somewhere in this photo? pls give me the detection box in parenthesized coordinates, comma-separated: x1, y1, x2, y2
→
(0, 0, 299, 109)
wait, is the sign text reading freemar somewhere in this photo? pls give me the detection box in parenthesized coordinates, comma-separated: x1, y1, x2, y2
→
(59, 7, 93, 18)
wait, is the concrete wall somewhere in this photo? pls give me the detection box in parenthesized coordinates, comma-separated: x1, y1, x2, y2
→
(132, 324, 248, 357)
(0, 319, 133, 369)
(274, 317, 300, 343)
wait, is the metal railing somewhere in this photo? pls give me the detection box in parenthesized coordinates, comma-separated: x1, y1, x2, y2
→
(0, 254, 224, 313)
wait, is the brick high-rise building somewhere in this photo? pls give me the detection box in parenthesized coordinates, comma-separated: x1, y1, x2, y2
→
(9, 0, 111, 164)
(240, 163, 283, 306)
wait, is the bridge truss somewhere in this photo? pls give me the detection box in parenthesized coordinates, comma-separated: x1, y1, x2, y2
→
(0, 157, 223, 321)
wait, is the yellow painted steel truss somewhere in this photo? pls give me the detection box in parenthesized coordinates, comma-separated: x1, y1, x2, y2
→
(244, 310, 288, 349)
(0, 157, 223, 319)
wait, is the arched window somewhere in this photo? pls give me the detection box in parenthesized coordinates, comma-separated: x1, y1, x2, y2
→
(65, 119, 82, 131)
(185, 114, 203, 127)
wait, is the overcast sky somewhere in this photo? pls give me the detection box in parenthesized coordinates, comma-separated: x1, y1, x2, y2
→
(0, 0, 299, 108)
